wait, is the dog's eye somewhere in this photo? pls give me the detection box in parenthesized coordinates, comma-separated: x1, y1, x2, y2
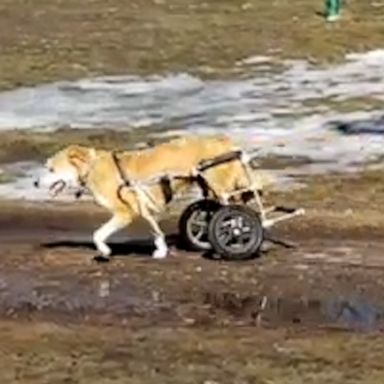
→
(48, 167, 54, 173)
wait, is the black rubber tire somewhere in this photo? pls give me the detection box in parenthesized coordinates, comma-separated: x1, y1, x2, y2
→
(208, 205, 263, 260)
(178, 199, 222, 251)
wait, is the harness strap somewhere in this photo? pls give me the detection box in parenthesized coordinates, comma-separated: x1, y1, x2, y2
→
(196, 150, 242, 172)
(69, 155, 88, 187)
(159, 175, 173, 204)
(112, 151, 130, 186)
(112, 151, 163, 213)
(68, 155, 93, 198)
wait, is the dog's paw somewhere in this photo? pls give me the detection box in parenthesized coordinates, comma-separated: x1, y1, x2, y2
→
(93, 255, 111, 263)
(152, 249, 168, 259)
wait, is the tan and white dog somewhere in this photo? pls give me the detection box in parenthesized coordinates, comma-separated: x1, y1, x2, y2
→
(35, 135, 264, 260)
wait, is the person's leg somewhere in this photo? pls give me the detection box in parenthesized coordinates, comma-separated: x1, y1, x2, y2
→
(326, 0, 341, 21)
(335, 0, 342, 13)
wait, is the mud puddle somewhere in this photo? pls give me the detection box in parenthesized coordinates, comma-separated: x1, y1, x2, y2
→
(0, 269, 172, 323)
(0, 201, 383, 332)
(204, 291, 384, 331)
(0, 267, 383, 331)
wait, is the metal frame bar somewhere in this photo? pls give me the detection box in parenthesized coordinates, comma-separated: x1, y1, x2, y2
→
(114, 149, 304, 230)
(191, 150, 305, 229)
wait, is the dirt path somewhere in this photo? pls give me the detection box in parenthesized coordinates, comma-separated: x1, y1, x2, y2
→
(0, 200, 382, 332)
(0, 199, 383, 383)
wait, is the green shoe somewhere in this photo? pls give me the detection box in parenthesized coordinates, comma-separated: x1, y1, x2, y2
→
(326, 13, 340, 22)
(325, 0, 341, 21)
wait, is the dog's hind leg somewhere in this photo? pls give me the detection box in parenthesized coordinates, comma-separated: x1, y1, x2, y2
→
(93, 213, 131, 260)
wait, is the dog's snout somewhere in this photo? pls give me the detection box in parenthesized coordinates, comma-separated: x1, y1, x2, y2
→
(34, 180, 39, 188)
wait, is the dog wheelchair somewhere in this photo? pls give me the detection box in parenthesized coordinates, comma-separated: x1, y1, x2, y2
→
(113, 149, 304, 261)
(176, 150, 305, 260)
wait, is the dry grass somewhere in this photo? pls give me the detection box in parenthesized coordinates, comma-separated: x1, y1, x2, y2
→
(0, 321, 384, 384)
(265, 169, 384, 239)
(0, 128, 177, 163)
(0, 0, 383, 89)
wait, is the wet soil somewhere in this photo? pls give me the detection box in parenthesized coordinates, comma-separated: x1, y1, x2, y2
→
(0, 195, 382, 331)
(1, 196, 384, 382)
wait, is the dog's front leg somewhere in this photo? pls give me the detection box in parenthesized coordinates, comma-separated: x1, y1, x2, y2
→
(141, 211, 168, 259)
(93, 214, 130, 260)
(153, 234, 168, 259)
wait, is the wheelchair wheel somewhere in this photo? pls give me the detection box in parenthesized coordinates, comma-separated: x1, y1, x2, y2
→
(208, 205, 263, 260)
(178, 199, 221, 251)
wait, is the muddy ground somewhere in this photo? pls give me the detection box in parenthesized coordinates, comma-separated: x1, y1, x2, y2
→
(0, 171, 384, 383)
(1, 0, 384, 382)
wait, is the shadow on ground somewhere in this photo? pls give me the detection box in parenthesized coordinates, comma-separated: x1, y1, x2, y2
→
(41, 234, 181, 258)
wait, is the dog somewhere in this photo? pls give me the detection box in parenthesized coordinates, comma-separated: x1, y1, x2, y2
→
(35, 135, 266, 260)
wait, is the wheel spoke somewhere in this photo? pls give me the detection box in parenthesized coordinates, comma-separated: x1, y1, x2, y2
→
(238, 232, 252, 245)
(221, 234, 234, 246)
(190, 220, 208, 227)
(217, 228, 233, 246)
(180, 199, 222, 251)
(188, 210, 211, 242)
(192, 227, 205, 238)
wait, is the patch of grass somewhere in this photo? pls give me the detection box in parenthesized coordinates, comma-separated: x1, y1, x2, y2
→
(303, 96, 384, 114)
(272, 170, 384, 210)
(0, 172, 17, 184)
(0, 0, 383, 89)
(0, 321, 384, 384)
(0, 128, 179, 164)
(267, 169, 384, 238)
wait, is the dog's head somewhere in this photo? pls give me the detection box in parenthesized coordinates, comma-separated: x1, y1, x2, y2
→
(35, 145, 96, 197)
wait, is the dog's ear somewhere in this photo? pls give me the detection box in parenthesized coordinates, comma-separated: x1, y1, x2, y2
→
(68, 145, 95, 165)
(67, 146, 96, 176)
